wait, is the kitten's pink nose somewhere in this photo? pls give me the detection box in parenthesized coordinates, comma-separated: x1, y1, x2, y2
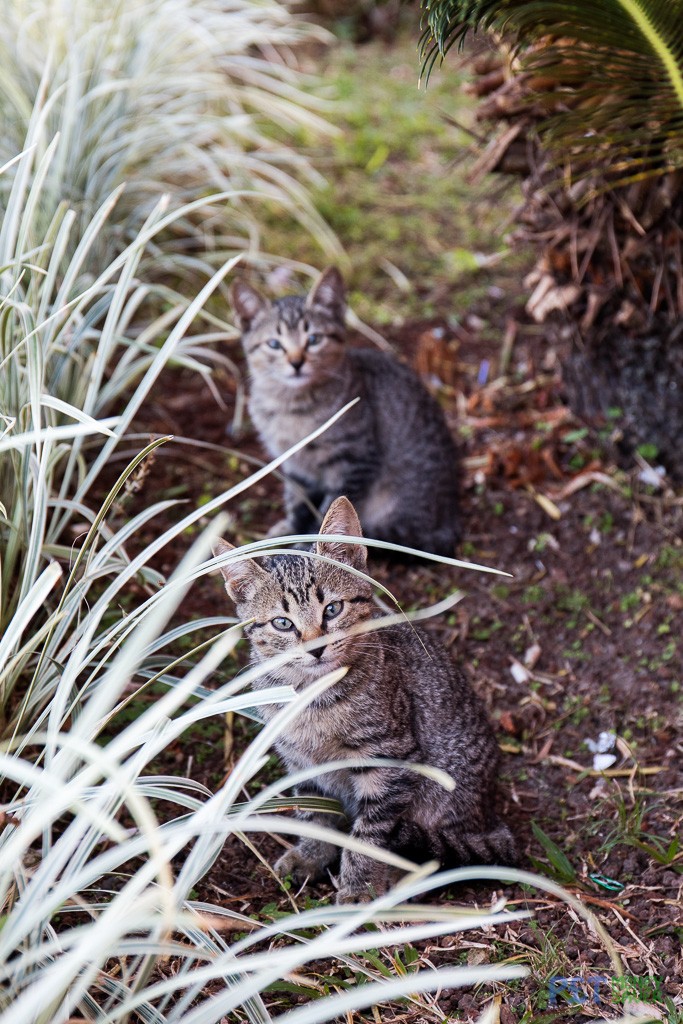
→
(289, 357, 304, 373)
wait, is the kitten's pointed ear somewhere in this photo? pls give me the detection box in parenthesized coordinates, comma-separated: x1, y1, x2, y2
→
(306, 267, 346, 320)
(316, 497, 367, 570)
(230, 279, 268, 330)
(212, 538, 268, 603)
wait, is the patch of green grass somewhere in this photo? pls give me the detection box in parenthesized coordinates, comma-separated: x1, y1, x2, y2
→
(259, 33, 526, 321)
(469, 616, 504, 641)
(555, 587, 589, 613)
(655, 544, 683, 571)
(561, 693, 591, 724)
(599, 511, 615, 534)
(588, 792, 683, 873)
(619, 590, 641, 611)
(528, 533, 557, 553)
(660, 639, 677, 661)
(563, 428, 589, 444)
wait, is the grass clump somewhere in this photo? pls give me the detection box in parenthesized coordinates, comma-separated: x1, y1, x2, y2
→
(0, 0, 340, 278)
(0, 0, 344, 636)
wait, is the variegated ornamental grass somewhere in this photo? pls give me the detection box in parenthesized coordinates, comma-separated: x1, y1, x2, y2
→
(0, 0, 340, 272)
(0, 0, 343, 641)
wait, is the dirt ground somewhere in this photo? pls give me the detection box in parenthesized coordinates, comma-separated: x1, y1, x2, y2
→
(117, 30, 682, 1024)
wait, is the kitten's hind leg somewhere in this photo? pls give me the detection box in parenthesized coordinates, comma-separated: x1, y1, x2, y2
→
(271, 477, 325, 541)
(359, 493, 458, 560)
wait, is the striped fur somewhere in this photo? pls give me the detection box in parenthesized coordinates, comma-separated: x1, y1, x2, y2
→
(230, 267, 461, 555)
(214, 498, 516, 903)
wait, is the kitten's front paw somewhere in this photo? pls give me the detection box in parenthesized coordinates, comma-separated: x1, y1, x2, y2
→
(335, 883, 373, 905)
(266, 517, 294, 539)
(275, 847, 325, 885)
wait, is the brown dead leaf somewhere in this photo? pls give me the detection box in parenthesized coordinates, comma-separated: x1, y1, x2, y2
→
(540, 446, 564, 479)
(413, 328, 460, 386)
(193, 913, 259, 933)
(529, 736, 555, 764)
(499, 710, 520, 736)
(528, 486, 562, 520)
(550, 470, 624, 500)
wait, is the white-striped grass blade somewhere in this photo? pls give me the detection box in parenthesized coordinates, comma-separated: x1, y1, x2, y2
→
(0, 561, 62, 670)
(0, 416, 121, 452)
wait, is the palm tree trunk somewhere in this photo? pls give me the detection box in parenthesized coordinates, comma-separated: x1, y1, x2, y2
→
(563, 320, 683, 478)
(449, 44, 683, 478)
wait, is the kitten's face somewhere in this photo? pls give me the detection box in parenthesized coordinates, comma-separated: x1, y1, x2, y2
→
(235, 555, 373, 684)
(214, 496, 372, 688)
(230, 268, 347, 390)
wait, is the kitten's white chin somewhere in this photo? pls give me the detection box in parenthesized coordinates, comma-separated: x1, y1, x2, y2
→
(276, 657, 337, 688)
(304, 655, 333, 673)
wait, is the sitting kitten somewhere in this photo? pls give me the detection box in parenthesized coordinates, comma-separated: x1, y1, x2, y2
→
(214, 496, 516, 903)
(230, 267, 460, 556)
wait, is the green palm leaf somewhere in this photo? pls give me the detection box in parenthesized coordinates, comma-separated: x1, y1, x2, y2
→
(420, 0, 683, 185)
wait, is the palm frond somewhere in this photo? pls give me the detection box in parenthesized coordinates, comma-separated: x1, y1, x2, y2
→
(420, 0, 683, 184)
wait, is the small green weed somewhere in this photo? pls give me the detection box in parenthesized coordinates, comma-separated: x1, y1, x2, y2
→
(529, 823, 578, 884)
(522, 584, 545, 606)
(590, 791, 683, 872)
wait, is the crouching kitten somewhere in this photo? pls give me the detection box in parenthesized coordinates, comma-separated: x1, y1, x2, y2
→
(213, 496, 516, 902)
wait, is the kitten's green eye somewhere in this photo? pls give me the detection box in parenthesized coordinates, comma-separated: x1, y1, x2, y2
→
(323, 600, 343, 620)
(272, 616, 294, 631)
(306, 333, 321, 348)
(266, 338, 282, 351)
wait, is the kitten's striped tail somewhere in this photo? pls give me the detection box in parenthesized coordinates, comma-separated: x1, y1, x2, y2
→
(392, 820, 518, 868)
(440, 822, 518, 867)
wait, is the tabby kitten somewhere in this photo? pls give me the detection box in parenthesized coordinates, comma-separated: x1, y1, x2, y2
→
(214, 496, 516, 903)
(230, 267, 460, 556)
